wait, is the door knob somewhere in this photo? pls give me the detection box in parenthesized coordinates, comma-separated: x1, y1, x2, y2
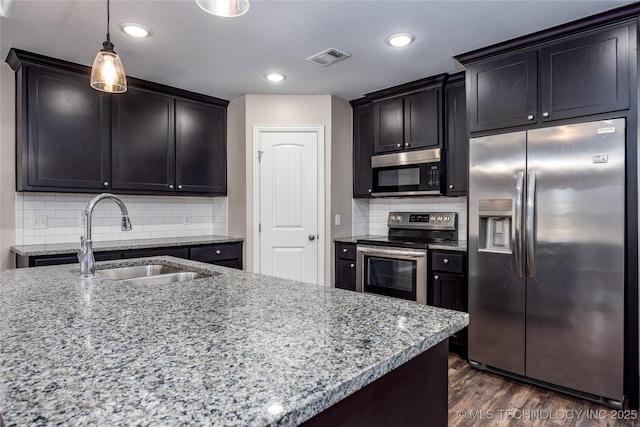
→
(103, 181, 109, 187)
(542, 112, 549, 118)
(527, 114, 535, 121)
(449, 184, 454, 189)
(308, 234, 315, 241)
(434, 275, 439, 280)
(349, 263, 355, 268)
(396, 143, 402, 148)
(169, 184, 174, 189)
(405, 142, 410, 147)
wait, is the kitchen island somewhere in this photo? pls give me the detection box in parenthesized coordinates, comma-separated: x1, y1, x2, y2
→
(0, 257, 468, 426)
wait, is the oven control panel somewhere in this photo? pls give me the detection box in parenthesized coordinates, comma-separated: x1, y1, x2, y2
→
(388, 212, 457, 230)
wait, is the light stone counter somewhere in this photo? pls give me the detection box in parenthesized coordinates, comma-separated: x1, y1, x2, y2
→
(0, 257, 468, 426)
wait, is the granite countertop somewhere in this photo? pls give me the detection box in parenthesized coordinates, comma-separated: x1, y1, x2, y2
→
(335, 236, 467, 253)
(10, 235, 244, 257)
(0, 257, 467, 426)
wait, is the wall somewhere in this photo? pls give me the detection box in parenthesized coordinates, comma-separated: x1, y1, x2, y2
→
(239, 94, 345, 285)
(226, 96, 247, 267)
(15, 192, 227, 245)
(0, 57, 15, 269)
(329, 96, 353, 285)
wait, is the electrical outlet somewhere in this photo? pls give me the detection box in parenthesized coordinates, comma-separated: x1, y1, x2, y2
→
(183, 215, 190, 225)
(335, 214, 341, 226)
(31, 215, 48, 229)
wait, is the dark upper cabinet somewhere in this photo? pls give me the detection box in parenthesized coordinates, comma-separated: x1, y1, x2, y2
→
(175, 99, 226, 194)
(18, 65, 110, 191)
(351, 100, 373, 198)
(463, 21, 632, 133)
(539, 23, 630, 122)
(373, 87, 441, 154)
(7, 49, 229, 197)
(112, 86, 175, 192)
(466, 51, 537, 133)
(444, 73, 468, 196)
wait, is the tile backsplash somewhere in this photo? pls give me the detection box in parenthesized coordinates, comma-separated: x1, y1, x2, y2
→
(353, 196, 468, 241)
(15, 192, 227, 246)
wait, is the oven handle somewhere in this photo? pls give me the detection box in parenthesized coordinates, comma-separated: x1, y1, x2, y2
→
(356, 245, 427, 259)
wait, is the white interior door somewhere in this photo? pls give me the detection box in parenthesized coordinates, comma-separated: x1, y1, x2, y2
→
(254, 127, 323, 285)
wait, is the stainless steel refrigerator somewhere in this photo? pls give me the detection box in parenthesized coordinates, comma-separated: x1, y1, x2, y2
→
(468, 118, 625, 406)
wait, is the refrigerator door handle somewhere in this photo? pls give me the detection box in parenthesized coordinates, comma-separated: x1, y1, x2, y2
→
(514, 171, 525, 278)
(526, 169, 537, 278)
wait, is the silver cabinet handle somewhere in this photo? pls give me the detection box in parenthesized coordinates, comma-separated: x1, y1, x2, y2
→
(542, 112, 549, 118)
(349, 263, 355, 268)
(434, 275, 439, 280)
(308, 234, 315, 241)
(215, 249, 221, 255)
(526, 170, 537, 278)
(527, 114, 535, 121)
(449, 184, 454, 189)
(368, 188, 372, 193)
(342, 248, 348, 253)
(405, 142, 410, 147)
(169, 184, 174, 189)
(103, 181, 109, 187)
(514, 171, 525, 278)
(178, 185, 183, 190)
(443, 258, 449, 264)
(396, 143, 402, 148)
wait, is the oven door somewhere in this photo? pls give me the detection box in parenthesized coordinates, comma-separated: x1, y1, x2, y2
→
(356, 245, 427, 304)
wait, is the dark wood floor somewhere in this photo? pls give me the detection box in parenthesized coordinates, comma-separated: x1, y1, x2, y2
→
(448, 354, 639, 426)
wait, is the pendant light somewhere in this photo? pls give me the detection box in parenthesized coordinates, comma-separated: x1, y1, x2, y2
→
(195, 0, 250, 17)
(90, 0, 127, 93)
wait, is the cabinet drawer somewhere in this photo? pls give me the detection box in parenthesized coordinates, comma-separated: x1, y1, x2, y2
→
(431, 252, 465, 273)
(190, 243, 242, 262)
(335, 242, 356, 261)
(125, 247, 189, 260)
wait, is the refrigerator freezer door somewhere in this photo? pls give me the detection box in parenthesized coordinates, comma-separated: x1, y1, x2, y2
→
(526, 119, 625, 401)
(468, 131, 527, 375)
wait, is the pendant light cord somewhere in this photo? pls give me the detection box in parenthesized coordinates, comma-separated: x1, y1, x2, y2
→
(106, 0, 111, 43)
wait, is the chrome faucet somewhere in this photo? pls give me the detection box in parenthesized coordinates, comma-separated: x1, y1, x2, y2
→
(78, 193, 132, 277)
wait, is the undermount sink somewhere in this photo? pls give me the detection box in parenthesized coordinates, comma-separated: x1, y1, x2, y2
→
(97, 264, 211, 285)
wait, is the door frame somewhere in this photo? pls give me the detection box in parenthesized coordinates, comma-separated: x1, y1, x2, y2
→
(252, 125, 325, 285)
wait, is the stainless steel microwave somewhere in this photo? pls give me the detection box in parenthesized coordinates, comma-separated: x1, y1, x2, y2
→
(371, 148, 442, 197)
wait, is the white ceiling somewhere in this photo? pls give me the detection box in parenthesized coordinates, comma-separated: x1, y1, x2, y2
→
(1, 0, 635, 101)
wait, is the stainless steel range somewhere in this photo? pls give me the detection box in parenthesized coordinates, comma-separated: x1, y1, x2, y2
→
(356, 212, 458, 304)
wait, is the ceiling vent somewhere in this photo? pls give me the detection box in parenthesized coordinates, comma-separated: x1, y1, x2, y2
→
(306, 48, 351, 67)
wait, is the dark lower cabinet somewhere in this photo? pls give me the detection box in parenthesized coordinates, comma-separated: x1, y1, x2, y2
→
(335, 242, 357, 291)
(15, 241, 243, 270)
(175, 99, 227, 194)
(190, 242, 243, 269)
(18, 65, 111, 191)
(112, 87, 175, 193)
(429, 250, 467, 358)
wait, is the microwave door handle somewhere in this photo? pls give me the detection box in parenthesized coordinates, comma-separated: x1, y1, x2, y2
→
(514, 171, 525, 278)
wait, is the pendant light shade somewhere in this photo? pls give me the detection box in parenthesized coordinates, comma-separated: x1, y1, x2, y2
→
(91, 0, 127, 93)
(196, 0, 250, 17)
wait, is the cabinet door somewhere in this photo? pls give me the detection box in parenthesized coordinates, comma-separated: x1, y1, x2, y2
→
(445, 79, 468, 196)
(112, 87, 175, 192)
(431, 272, 466, 312)
(24, 67, 110, 190)
(373, 97, 404, 153)
(175, 99, 227, 194)
(404, 89, 441, 150)
(335, 259, 357, 291)
(352, 103, 374, 197)
(467, 51, 537, 132)
(539, 23, 630, 122)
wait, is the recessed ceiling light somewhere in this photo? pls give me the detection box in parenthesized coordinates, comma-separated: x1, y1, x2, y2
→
(265, 72, 286, 82)
(120, 23, 152, 38)
(386, 33, 415, 48)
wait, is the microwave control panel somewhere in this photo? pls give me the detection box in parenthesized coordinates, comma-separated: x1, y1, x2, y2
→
(427, 163, 440, 188)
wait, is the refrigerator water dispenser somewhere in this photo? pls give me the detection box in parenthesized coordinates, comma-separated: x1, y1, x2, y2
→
(478, 199, 513, 254)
